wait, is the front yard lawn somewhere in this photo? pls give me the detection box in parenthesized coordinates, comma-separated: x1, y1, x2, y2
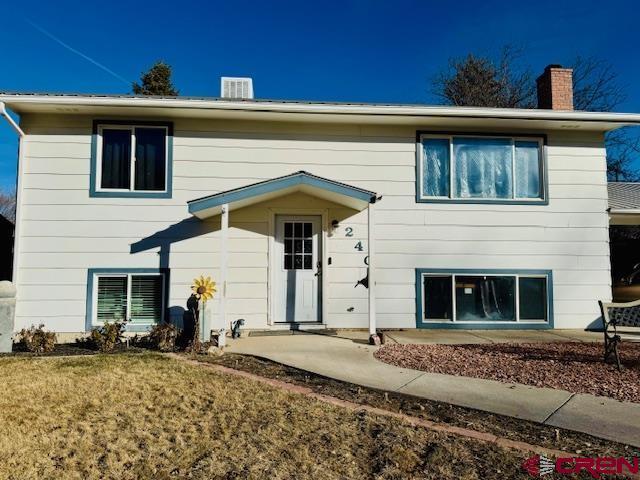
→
(375, 342, 640, 403)
(0, 353, 526, 480)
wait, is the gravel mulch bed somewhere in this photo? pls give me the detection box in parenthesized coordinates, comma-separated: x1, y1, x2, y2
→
(374, 342, 640, 404)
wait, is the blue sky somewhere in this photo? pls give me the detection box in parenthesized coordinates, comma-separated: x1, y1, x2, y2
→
(1, 0, 639, 190)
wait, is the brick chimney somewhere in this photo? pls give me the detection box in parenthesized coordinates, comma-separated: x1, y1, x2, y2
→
(536, 65, 574, 110)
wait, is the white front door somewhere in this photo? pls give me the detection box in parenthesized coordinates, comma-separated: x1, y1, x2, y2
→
(275, 215, 322, 323)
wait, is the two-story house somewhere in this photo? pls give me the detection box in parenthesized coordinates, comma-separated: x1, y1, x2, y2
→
(2, 66, 639, 343)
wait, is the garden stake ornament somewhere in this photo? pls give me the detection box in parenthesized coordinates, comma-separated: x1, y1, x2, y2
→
(190, 275, 216, 348)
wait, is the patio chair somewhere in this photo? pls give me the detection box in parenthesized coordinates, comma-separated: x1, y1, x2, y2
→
(598, 299, 640, 370)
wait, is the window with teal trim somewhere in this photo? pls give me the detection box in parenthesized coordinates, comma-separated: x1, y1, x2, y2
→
(419, 135, 544, 202)
(94, 273, 165, 325)
(98, 125, 167, 193)
(92, 121, 172, 198)
(421, 272, 549, 323)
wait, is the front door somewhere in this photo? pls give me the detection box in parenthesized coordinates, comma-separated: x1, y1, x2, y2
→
(275, 215, 322, 323)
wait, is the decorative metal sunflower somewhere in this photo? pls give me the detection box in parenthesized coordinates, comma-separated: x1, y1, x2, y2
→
(191, 275, 216, 303)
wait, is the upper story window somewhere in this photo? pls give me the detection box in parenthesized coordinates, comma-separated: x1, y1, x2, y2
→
(417, 133, 546, 203)
(91, 121, 173, 198)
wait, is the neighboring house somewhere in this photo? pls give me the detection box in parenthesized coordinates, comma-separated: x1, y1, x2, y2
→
(0, 214, 14, 281)
(2, 66, 640, 342)
(607, 182, 640, 302)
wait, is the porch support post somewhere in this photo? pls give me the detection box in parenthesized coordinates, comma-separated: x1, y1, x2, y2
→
(368, 201, 379, 345)
(219, 203, 229, 347)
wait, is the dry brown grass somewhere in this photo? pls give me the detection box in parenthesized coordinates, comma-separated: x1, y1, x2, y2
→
(0, 353, 527, 479)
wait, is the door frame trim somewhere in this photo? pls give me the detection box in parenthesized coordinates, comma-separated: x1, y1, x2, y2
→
(268, 208, 329, 326)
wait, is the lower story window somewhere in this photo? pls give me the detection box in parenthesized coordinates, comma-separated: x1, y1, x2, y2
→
(419, 270, 550, 324)
(93, 272, 165, 325)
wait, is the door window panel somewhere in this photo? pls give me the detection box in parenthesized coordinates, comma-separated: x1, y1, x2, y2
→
(283, 221, 313, 270)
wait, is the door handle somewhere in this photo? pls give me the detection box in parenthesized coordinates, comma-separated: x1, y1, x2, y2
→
(315, 261, 322, 277)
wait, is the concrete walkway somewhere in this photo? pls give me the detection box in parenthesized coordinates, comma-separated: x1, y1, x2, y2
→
(227, 330, 640, 447)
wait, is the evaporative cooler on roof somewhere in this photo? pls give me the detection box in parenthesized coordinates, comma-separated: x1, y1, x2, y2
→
(220, 77, 254, 99)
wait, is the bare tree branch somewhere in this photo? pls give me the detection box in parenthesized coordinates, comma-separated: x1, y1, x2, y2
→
(606, 128, 640, 181)
(430, 46, 639, 180)
(0, 187, 16, 224)
(430, 45, 535, 108)
(569, 56, 640, 180)
(571, 56, 626, 112)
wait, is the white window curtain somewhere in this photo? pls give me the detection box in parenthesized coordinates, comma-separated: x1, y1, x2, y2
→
(454, 138, 513, 199)
(422, 138, 450, 197)
(515, 141, 541, 198)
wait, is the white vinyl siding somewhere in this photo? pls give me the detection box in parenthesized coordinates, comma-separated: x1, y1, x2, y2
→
(15, 115, 610, 332)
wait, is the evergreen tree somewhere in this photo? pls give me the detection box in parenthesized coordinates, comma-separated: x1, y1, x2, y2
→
(132, 61, 178, 96)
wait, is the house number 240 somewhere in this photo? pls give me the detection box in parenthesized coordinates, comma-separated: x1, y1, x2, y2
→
(344, 227, 368, 264)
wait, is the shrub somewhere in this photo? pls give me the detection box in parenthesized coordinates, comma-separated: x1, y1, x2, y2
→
(148, 322, 178, 351)
(90, 321, 127, 352)
(19, 324, 56, 354)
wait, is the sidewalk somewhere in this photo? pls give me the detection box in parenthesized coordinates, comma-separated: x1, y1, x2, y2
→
(227, 331, 640, 447)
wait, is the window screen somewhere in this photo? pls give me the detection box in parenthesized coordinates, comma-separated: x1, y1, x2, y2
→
(96, 276, 128, 322)
(101, 129, 131, 189)
(519, 277, 547, 320)
(134, 128, 166, 191)
(130, 275, 163, 323)
(423, 276, 453, 320)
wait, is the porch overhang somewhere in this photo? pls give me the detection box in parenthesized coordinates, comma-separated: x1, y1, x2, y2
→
(609, 210, 640, 225)
(608, 183, 640, 226)
(187, 171, 377, 219)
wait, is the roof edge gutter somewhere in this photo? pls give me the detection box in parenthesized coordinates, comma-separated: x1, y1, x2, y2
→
(609, 209, 640, 215)
(0, 102, 24, 137)
(3, 95, 640, 126)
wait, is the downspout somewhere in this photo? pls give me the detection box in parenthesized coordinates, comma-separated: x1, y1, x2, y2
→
(0, 102, 25, 284)
(0, 103, 24, 137)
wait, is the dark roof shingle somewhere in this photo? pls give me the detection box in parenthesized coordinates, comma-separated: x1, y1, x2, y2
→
(608, 182, 640, 210)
